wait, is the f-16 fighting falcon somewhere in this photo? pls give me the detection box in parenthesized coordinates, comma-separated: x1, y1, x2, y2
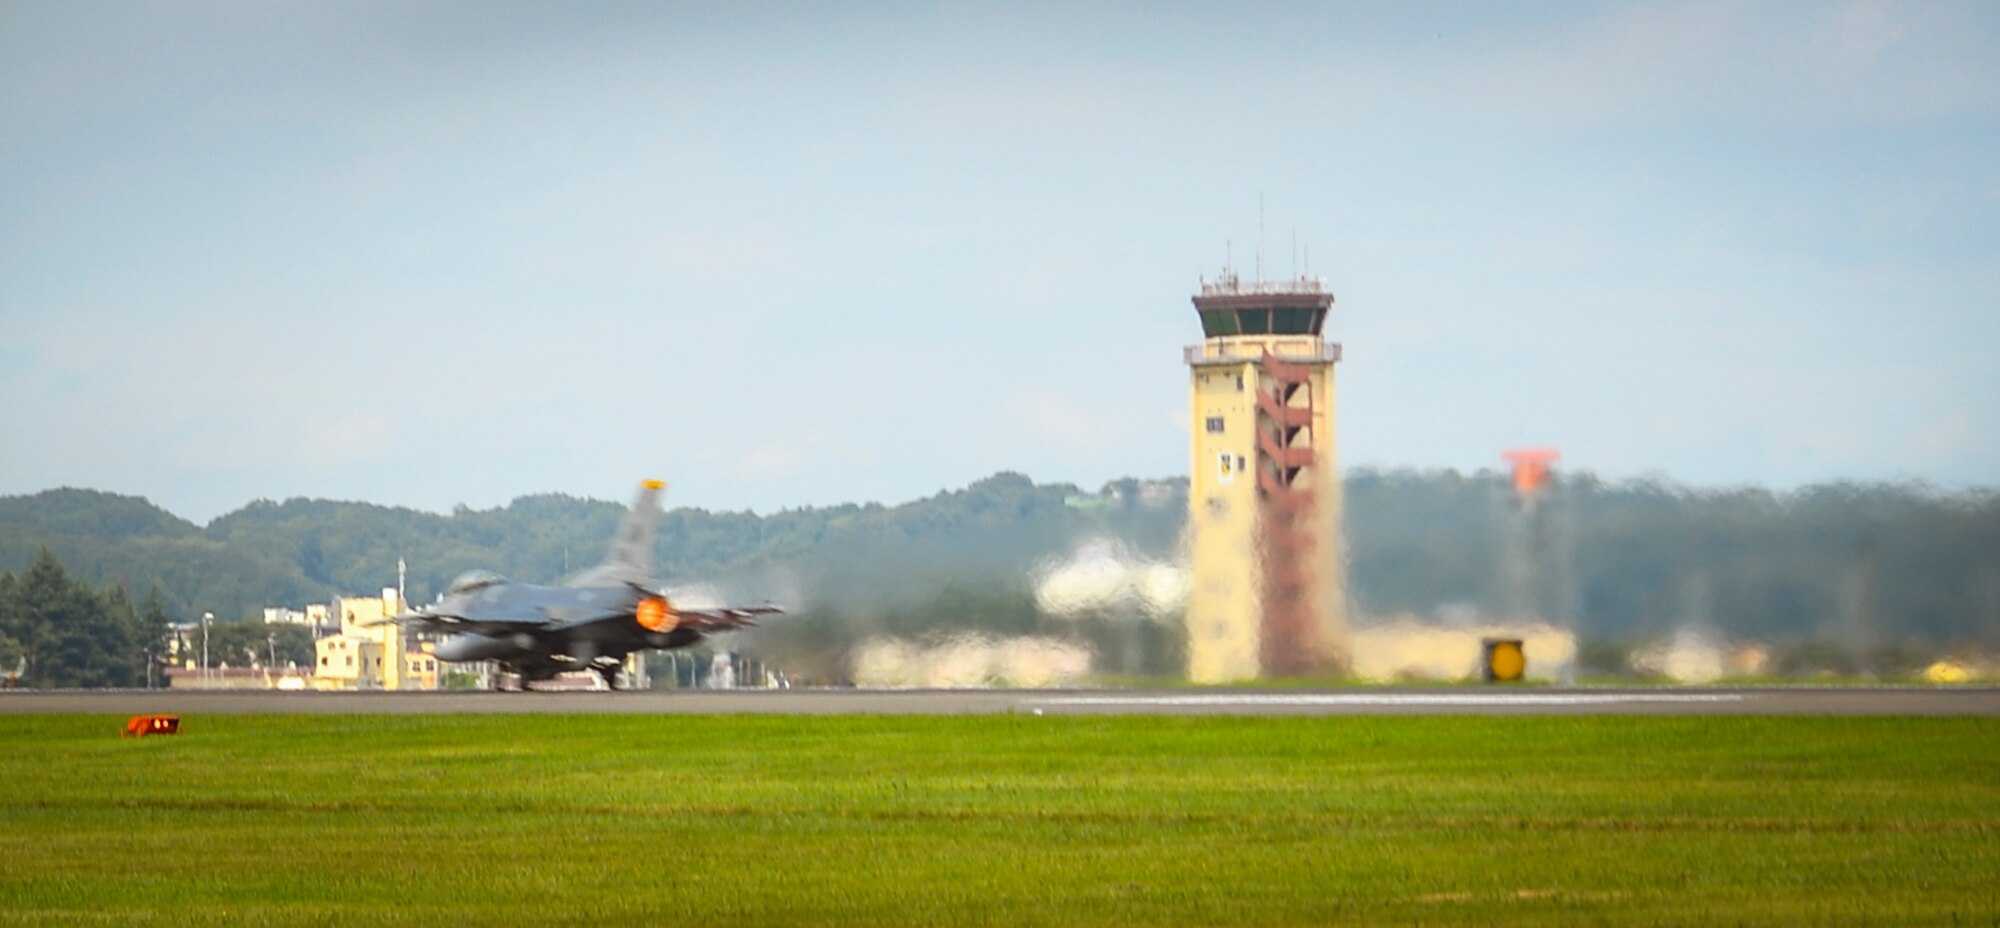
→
(376, 480, 780, 689)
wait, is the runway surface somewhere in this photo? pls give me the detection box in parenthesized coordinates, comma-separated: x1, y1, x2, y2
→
(2, 686, 1996, 716)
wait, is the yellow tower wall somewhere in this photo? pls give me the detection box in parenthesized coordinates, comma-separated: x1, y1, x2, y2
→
(1183, 290, 1347, 683)
(1186, 357, 1263, 682)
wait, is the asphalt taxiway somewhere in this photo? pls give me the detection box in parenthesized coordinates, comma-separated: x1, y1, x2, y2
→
(2, 686, 1996, 716)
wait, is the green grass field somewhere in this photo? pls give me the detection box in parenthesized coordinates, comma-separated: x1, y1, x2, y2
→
(1, 714, 1995, 926)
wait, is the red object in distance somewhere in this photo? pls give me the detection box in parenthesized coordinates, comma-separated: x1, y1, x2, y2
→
(1501, 448, 1561, 498)
(123, 715, 180, 738)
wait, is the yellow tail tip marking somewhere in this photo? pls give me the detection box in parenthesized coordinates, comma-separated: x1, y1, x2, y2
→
(641, 479, 666, 490)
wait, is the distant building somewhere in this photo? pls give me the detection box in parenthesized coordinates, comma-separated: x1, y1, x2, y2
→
(166, 621, 201, 668)
(313, 634, 383, 689)
(401, 642, 441, 690)
(166, 665, 311, 691)
(262, 606, 308, 626)
(1135, 480, 1176, 509)
(1183, 270, 1348, 681)
(312, 587, 438, 691)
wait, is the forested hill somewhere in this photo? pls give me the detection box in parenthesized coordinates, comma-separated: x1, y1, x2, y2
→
(0, 488, 201, 539)
(0, 474, 1183, 626)
(1, 472, 1995, 644)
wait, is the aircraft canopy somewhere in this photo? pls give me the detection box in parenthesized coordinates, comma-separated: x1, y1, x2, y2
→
(447, 569, 509, 596)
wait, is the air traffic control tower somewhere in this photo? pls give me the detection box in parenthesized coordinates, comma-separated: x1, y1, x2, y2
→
(1184, 271, 1348, 681)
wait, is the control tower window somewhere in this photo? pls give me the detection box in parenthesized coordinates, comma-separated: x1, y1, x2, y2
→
(1200, 310, 1239, 337)
(1237, 309, 1270, 335)
(1274, 307, 1315, 334)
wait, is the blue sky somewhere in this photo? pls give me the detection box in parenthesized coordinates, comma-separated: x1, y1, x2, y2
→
(2, 1, 1995, 521)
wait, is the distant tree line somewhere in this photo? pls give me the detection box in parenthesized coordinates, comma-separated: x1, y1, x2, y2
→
(0, 549, 171, 688)
(2, 471, 1996, 683)
(0, 474, 1182, 625)
(1344, 470, 2000, 646)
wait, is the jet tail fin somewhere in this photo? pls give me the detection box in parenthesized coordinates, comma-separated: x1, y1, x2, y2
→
(565, 479, 665, 587)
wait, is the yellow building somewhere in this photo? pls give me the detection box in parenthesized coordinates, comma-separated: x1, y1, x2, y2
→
(313, 587, 436, 691)
(334, 588, 398, 642)
(402, 641, 441, 690)
(312, 635, 384, 689)
(1183, 271, 1348, 682)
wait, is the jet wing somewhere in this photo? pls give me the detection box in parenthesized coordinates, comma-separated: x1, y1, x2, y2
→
(367, 609, 554, 637)
(548, 604, 782, 635)
(666, 605, 784, 632)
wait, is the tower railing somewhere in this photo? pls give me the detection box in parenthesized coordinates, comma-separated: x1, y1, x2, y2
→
(1198, 276, 1328, 296)
(1184, 340, 1340, 366)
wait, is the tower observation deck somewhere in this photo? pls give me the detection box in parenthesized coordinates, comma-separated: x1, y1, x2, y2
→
(1183, 272, 1348, 681)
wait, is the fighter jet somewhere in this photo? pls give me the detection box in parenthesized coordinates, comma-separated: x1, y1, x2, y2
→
(377, 480, 780, 689)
